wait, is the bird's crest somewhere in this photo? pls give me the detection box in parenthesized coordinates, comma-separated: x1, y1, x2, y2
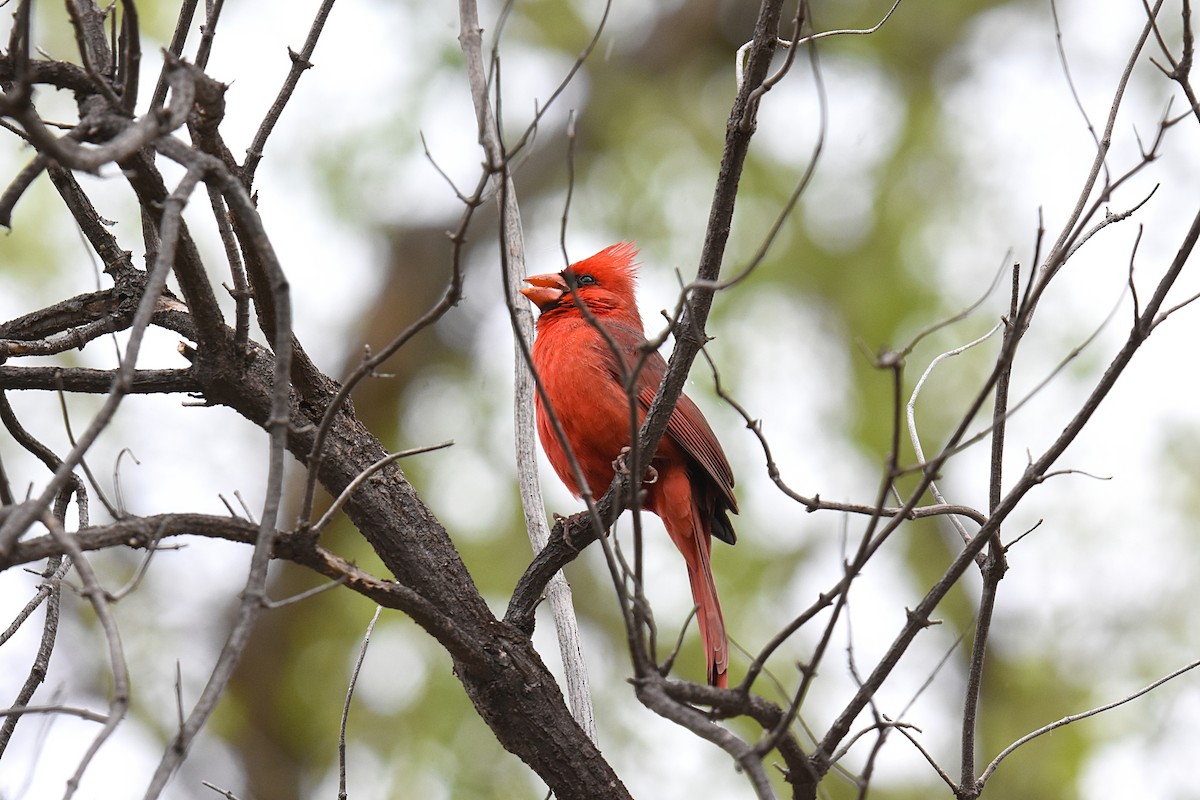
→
(567, 242, 639, 294)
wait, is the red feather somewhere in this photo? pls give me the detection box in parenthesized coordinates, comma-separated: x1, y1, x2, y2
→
(521, 242, 737, 687)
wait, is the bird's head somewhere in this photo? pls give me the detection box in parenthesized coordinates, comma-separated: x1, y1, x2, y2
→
(521, 242, 640, 320)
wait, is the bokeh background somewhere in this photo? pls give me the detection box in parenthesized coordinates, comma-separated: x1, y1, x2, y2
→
(3, 1, 1200, 798)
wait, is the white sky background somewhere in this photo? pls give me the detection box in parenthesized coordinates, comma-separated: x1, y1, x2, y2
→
(2, 0, 1200, 798)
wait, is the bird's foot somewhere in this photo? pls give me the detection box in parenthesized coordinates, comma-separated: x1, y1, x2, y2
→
(612, 446, 632, 475)
(556, 511, 597, 552)
(612, 446, 659, 485)
(551, 512, 575, 548)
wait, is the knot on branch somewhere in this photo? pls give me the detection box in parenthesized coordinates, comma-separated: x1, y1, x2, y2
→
(287, 47, 314, 70)
(179, 61, 228, 136)
(983, 548, 1009, 582)
(876, 349, 903, 369)
(904, 607, 940, 630)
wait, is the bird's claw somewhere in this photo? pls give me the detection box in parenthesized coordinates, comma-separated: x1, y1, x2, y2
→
(612, 446, 659, 485)
(550, 511, 589, 552)
(612, 446, 632, 475)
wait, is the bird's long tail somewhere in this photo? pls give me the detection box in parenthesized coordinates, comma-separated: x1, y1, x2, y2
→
(686, 534, 728, 688)
(656, 468, 728, 687)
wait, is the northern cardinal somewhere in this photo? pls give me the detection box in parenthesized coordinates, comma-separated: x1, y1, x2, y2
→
(520, 242, 737, 687)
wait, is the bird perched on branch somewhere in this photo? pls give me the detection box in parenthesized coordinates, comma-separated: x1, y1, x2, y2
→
(520, 242, 737, 687)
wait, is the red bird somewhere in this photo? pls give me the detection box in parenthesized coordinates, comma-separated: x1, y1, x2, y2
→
(520, 242, 737, 687)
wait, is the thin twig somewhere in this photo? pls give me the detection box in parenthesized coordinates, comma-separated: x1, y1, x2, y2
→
(45, 514, 129, 800)
(149, 0, 199, 110)
(0, 703, 108, 724)
(1035, 0, 1165, 290)
(0, 556, 70, 757)
(715, 3, 824, 292)
(959, 264, 1020, 789)
(977, 657, 1200, 788)
(1050, 0, 1106, 185)
(906, 320, 1004, 550)
(242, 0, 338, 184)
(194, 0, 226, 71)
(263, 575, 348, 610)
(735, 0, 905, 88)
(312, 442, 454, 534)
(339, 606, 381, 800)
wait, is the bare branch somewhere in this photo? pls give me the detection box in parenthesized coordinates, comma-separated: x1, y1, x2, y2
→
(978, 657, 1200, 788)
(959, 264, 1021, 789)
(149, 0, 200, 110)
(1036, 0, 1165, 290)
(1051, 0, 1106, 184)
(0, 367, 198, 394)
(243, 0, 339, 184)
(0, 556, 69, 757)
(0, 703, 108, 724)
(906, 319, 1004, 549)
(194, 0, 226, 72)
(735, 0, 906, 88)
(44, 513, 129, 800)
(338, 606, 381, 800)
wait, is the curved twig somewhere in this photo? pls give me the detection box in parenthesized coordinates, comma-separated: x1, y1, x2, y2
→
(977, 656, 1200, 788)
(312, 442, 454, 534)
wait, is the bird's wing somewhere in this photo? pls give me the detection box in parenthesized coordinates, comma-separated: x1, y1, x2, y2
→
(597, 320, 738, 513)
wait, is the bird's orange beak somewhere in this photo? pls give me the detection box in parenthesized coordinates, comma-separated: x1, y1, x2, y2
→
(520, 272, 569, 310)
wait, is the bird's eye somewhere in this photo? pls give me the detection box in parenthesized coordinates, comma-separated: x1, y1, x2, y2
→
(576, 274, 597, 286)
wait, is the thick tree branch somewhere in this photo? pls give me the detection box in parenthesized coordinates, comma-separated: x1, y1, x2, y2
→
(0, 367, 199, 394)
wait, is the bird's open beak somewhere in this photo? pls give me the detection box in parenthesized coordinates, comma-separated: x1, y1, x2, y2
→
(520, 272, 569, 310)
